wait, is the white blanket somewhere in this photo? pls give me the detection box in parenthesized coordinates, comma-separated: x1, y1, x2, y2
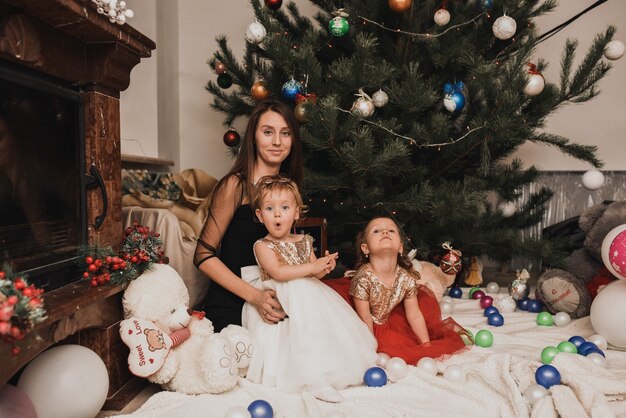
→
(115, 294, 626, 418)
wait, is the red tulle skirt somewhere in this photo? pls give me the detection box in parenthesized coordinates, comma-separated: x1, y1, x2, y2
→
(324, 277, 469, 364)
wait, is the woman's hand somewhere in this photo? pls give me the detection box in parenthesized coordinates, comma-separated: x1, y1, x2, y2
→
(252, 287, 286, 324)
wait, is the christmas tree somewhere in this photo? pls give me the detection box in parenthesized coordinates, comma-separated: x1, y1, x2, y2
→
(206, 0, 617, 268)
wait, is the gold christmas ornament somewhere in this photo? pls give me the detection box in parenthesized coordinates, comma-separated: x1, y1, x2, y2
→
(388, 0, 412, 13)
(251, 80, 270, 101)
(294, 101, 311, 123)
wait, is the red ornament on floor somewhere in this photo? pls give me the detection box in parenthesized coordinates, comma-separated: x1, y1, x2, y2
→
(264, 0, 282, 10)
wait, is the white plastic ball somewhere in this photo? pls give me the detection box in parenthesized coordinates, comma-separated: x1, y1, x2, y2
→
(523, 74, 545, 96)
(416, 357, 438, 375)
(375, 352, 391, 368)
(590, 280, 626, 348)
(553, 312, 571, 327)
(604, 40, 625, 60)
(385, 357, 409, 382)
(440, 300, 454, 315)
(586, 352, 608, 368)
(601, 224, 626, 280)
(486, 282, 500, 294)
(442, 364, 466, 383)
(523, 383, 548, 406)
(582, 169, 605, 191)
(498, 201, 517, 217)
(371, 89, 389, 108)
(588, 334, 608, 351)
(18, 345, 109, 418)
(434, 9, 451, 26)
(225, 406, 252, 418)
(493, 295, 517, 313)
(245, 20, 267, 44)
(492, 15, 517, 40)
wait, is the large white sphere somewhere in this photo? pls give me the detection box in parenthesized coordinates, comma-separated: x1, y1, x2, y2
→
(553, 312, 571, 327)
(375, 352, 391, 368)
(18, 345, 109, 418)
(492, 15, 516, 40)
(442, 364, 466, 383)
(590, 280, 626, 348)
(582, 169, 605, 191)
(523, 74, 545, 96)
(385, 357, 409, 382)
(601, 224, 626, 280)
(416, 357, 438, 375)
(434, 9, 451, 26)
(523, 384, 548, 406)
(604, 40, 625, 60)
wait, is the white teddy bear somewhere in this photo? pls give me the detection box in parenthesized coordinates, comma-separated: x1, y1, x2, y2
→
(120, 264, 253, 395)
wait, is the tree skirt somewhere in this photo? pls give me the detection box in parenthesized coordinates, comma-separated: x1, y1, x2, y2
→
(115, 294, 626, 418)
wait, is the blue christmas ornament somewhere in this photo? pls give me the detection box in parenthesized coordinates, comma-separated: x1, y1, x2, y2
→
(535, 364, 561, 389)
(281, 78, 303, 101)
(448, 286, 463, 298)
(443, 91, 465, 113)
(443, 82, 455, 95)
(454, 81, 465, 91)
(578, 341, 605, 357)
(478, 0, 493, 10)
(248, 399, 274, 418)
(517, 299, 529, 311)
(568, 336, 587, 349)
(364, 366, 387, 387)
(527, 299, 543, 313)
(487, 312, 504, 327)
(484, 306, 499, 317)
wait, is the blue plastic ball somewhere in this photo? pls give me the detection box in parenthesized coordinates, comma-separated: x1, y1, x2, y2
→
(448, 287, 463, 298)
(487, 312, 504, 327)
(248, 399, 273, 418)
(484, 306, 499, 317)
(527, 299, 543, 313)
(578, 341, 605, 357)
(517, 299, 529, 311)
(364, 366, 387, 387)
(281, 79, 303, 101)
(535, 364, 561, 389)
(568, 335, 587, 349)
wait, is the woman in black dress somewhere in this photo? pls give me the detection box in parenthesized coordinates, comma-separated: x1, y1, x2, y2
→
(194, 100, 304, 331)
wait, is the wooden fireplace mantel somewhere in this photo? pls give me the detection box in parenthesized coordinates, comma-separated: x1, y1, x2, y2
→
(0, 0, 156, 407)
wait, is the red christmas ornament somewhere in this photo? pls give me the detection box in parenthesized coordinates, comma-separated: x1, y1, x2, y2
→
(223, 128, 241, 147)
(439, 242, 462, 274)
(214, 60, 227, 74)
(264, 0, 282, 10)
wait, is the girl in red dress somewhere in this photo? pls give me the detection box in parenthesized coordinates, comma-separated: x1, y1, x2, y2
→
(326, 216, 469, 364)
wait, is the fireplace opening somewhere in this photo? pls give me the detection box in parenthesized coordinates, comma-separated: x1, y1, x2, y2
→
(0, 62, 86, 290)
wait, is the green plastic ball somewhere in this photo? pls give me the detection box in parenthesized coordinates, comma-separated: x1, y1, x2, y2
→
(540, 346, 560, 364)
(475, 329, 494, 348)
(557, 341, 578, 354)
(536, 311, 554, 327)
(328, 16, 349, 37)
(468, 286, 481, 298)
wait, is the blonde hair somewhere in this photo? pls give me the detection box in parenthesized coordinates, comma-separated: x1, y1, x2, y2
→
(354, 216, 415, 272)
(252, 174, 308, 215)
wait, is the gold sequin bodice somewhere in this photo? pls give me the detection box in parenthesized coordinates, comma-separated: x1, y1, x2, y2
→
(350, 265, 420, 325)
(256, 235, 314, 281)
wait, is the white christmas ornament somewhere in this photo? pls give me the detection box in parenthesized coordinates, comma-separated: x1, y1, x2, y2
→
(493, 294, 517, 313)
(553, 311, 571, 327)
(582, 169, 605, 191)
(385, 357, 409, 382)
(375, 352, 391, 368)
(443, 364, 466, 383)
(486, 281, 500, 294)
(92, 0, 133, 24)
(588, 334, 608, 351)
(524, 74, 545, 96)
(416, 357, 438, 375)
(523, 384, 548, 406)
(604, 40, 625, 61)
(372, 89, 389, 108)
(434, 9, 451, 26)
(351, 88, 375, 118)
(492, 15, 517, 40)
(587, 352, 607, 367)
(440, 300, 454, 315)
(498, 201, 517, 217)
(245, 20, 267, 44)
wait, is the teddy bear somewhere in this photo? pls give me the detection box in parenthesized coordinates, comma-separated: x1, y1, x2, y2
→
(119, 263, 253, 395)
(409, 249, 456, 301)
(535, 200, 626, 318)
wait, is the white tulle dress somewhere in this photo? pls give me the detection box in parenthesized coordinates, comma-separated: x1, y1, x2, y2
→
(242, 235, 378, 393)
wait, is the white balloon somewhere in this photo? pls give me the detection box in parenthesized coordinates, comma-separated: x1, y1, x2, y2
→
(486, 282, 500, 294)
(225, 406, 252, 418)
(385, 357, 409, 382)
(375, 352, 391, 368)
(553, 312, 571, 327)
(442, 364, 466, 383)
(588, 334, 608, 351)
(586, 352, 608, 368)
(523, 384, 548, 406)
(18, 345, 109, 418)
(440, 300, 454, 315)
(582, 169, 605, 191)
(590, 280, 626, 348)
(604, 40, 625, 60)
(416, 357, 438, 376)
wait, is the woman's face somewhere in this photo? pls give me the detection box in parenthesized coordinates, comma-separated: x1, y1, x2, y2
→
(0, 119, 16, 169)
(254, 110, 293, 171)
(361, 218, 403, 257)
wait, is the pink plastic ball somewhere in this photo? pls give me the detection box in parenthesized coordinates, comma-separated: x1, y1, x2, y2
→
(472, 290, 485, 300)
(601, 224, 626, 280)
(480, 295, 494, 309)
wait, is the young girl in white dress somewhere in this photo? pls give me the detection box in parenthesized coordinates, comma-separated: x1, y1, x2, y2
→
(242, 175, 377, 403)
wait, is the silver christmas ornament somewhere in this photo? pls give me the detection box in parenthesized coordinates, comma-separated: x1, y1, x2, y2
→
(434, 9, 450, 26)
(604, 40, 625, 60)
(371, 89, 389, 108)
(245, 20, 267, 44)
(508, 268, 530, 301)
(492, 14, 516, 40)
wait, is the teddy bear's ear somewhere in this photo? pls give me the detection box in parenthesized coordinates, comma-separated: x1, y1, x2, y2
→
(578, 201, 611, 233)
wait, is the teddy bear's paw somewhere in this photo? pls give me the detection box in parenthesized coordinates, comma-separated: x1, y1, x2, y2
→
(219, 325, 254, 370)
(199, 335, 238, 393)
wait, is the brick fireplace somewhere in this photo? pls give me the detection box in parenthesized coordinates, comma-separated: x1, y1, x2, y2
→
(0, 0, 155, 407)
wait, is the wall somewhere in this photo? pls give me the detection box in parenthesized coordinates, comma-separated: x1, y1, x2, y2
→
(120, 1, 626, 176)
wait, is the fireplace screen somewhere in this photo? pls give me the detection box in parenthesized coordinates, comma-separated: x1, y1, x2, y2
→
(0, 64, 84, 289)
